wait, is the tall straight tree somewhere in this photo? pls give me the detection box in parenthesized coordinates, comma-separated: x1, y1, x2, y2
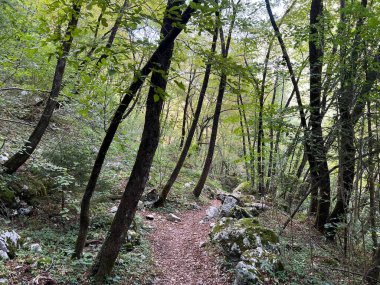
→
(265, 0, 330, 231)
(73, 0, 199, 258)
(326, 0, 368, 239)
(154, 13, 219, 206)
(2, 1, 82, 174)
(90, 0, 184, 279)
(308, 0, 331, 230)
(193, 0, 239, 197)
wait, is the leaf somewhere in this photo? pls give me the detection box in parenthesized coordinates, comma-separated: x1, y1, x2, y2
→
(153, 94, 160, 102)
(174, 80, 186, 91)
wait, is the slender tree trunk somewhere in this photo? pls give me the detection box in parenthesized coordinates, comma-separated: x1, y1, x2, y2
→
(154, 23, 218, 206)
(193, 3, 238, 197)
(266, 73, 278, 190)
(265, 0, 330, 231)
(90, 0, 181, 279)
(367, 101, 377, 253)
(73, 0, 199, 258)
(237, 94, 250, 180)
(180, 67, 195, 148)
(238, 94, 255, 187)
(3, 2, 82, 174)
(366, 247, 380, 285)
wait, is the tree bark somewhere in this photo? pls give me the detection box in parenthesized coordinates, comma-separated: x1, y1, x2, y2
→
(90, 0, 181, 279)
(73, 0, 199, 258)
(309, 0, 331, 231)
(3, 2, 82, 174)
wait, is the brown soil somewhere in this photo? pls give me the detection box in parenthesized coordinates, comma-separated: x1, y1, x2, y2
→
(143, 200, 231, 285)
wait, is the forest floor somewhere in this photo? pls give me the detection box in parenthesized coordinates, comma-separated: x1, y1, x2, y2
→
(142, 200, 232, 285)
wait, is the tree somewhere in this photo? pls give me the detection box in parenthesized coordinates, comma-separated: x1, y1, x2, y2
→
(2, 1, 82, 174)
(193, 0, 239, 197)
(90, 0, 184, 279)
(154, 12, 219, 206)
(73, 0, 200, 258)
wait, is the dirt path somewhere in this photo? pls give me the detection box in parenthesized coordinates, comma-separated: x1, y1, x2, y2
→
(142, 201, 231, 285)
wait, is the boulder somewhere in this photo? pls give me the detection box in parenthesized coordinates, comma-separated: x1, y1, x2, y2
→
(229, 206, 259, 219)
(234, 249, 283, 285)
(205, 206, 220, 220)
(211, 218, 278, 258)
(219, 196, 239, 217)
(232, 181, 252, 196)
(0, 230, 21, 260)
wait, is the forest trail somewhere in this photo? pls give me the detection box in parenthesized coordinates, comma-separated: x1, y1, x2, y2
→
(143, 200, 231, 285)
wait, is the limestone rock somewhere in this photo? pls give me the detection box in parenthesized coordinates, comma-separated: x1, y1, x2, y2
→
(30, 243, 42, 253)
(205, 206, 219, 219)
(210, 218, 278, 258)
(0, 230, 21, 260)
(167, 213, 181, 223)
(219, 196, 239, 217)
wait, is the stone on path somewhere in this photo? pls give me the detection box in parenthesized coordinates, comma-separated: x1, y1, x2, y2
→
(167, 213, 181, 223)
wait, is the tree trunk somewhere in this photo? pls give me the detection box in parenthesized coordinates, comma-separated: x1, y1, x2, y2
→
(3, 3, 82, 174)
(179, 67, 195, 148)
(73, 0, 199, 258)
(90, 0, 181, 279)
(309, 0, 331, 231)
(193, 3, 238, 197)
(265, 0, 330, 231)
(154, 24, 218, 206)
(326, 0, 368, 239)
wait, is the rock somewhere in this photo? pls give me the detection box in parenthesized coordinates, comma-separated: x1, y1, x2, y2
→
(186, 202, 201, 210)
(229, 206, 259, 219)
(0, 152, 8, 162)
(0, 278, 8, 284)
(18, 206, 33, 216)
(210, 218, 279, 258)
(232, 181, 252, 196)
(0, 230, 21, 259)
(145, 214, 154, 220)
(251, 202, 270, 211)
(143, 188, 159, 202)
(234, 249, 283, 285)
(219, 196, 239, 217)
(137, 201, 144, 210)
(125, 230, 141, 251)
(205, 206, 219, 219)
(167, 213, 181, 223)
(109, 206, 118, 213)
(30, 243, 42, 253)
(32, 274, 57, 285)
(216, 192, 227, 202)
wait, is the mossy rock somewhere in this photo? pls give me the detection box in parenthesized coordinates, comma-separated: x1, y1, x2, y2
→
(7, 174, 47, 203)
(234, 249, 284, 285)
(211, 218, 278, 258)
(125, 230, 141, 252)
(233, 181, 252, 195)
(230, 206, 259, 219)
